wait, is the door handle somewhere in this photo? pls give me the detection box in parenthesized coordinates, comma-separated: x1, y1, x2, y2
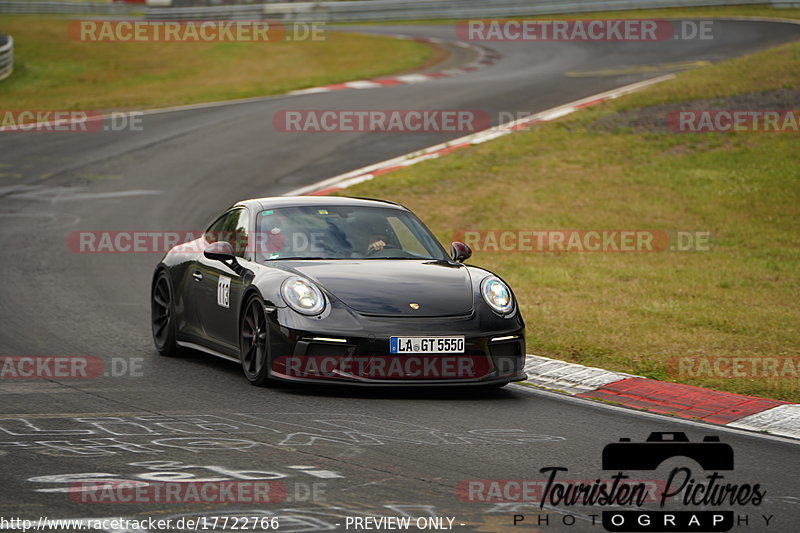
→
(192, 271, 203, 281)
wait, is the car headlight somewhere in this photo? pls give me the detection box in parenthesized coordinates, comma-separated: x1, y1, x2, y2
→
(281, 276, 326, 315)
(481, 276, 514, 315)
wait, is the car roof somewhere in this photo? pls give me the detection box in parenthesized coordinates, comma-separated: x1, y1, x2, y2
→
(233, 196, 407, 212)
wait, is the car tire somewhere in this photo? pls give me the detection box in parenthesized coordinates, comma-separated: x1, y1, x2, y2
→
(240, 293, 272, 387)
(151, 271, 182, 357)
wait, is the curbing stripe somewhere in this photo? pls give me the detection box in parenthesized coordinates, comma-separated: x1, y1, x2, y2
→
(728, 405, 800, 440)
(286, 36, 498, 97)
(394, 74, 434, 83)
(575, 377, 786, 425)
(520, 355, 798, 439)
(344, 80, 383, 89)
(522, 354, 637, 395)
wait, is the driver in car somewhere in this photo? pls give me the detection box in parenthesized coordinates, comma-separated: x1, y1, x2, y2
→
(367, 233, 388, 252)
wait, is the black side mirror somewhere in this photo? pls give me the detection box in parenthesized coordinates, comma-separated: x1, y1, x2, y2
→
(450, 241, 472, 263)
(204, 241, 237, 264)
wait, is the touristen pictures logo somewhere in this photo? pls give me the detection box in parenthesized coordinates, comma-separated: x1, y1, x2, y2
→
(461, 432, 769, 531)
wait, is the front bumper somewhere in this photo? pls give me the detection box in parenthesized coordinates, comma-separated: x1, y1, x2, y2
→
(269, 325, 527, 386)
(265, 295, 527, 386)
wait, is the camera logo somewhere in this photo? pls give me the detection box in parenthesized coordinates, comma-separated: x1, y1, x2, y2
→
(599, 432, 766, 533)
(602, 432, 734, 471)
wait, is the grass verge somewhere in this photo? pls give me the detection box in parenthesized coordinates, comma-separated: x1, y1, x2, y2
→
(341, 40, 800, 402)
(346, 5, 800, 25)
(0, 16, 432, 111)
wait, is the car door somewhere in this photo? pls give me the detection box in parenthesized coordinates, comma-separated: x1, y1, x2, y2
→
(193, 207, 252, 352)
(178, 214, 230, 341)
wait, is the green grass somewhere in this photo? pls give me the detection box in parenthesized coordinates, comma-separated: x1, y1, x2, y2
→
(341, 40, 800, 402)
(534, 4, 800, 21)
(343, 4, 800, 25)
(0, 16, 432, 111)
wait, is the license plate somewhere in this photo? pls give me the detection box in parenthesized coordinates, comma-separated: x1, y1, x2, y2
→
(389, 336, 465, 354)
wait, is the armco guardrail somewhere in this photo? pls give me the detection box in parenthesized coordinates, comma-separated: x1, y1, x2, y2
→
(0, 1, 139, 15)
(0, 34, 12, 82)
(145, 0, 800, 22)
(146, 3, 263, 20)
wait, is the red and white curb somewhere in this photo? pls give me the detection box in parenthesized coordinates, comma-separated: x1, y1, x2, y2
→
(285, 74, 676, 196)
(288, 36, 499, 96)
(521, 355, 800, 440)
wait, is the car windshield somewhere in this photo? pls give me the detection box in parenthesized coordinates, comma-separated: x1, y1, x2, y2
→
(255, 205, 449, 262)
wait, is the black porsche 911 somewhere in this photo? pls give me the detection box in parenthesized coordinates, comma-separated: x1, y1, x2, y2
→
(151, 196, 526, 387)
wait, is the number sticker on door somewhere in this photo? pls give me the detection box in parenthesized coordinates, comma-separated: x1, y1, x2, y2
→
(217, 275, 231, 308)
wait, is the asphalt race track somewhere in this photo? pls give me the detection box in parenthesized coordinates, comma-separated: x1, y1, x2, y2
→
(1, 20, 799, 533)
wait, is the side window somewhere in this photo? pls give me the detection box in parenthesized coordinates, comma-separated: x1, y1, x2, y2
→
(204, 209, 250, 259)
(204, 215, 228, 245)
(231, 210, 250, 259)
